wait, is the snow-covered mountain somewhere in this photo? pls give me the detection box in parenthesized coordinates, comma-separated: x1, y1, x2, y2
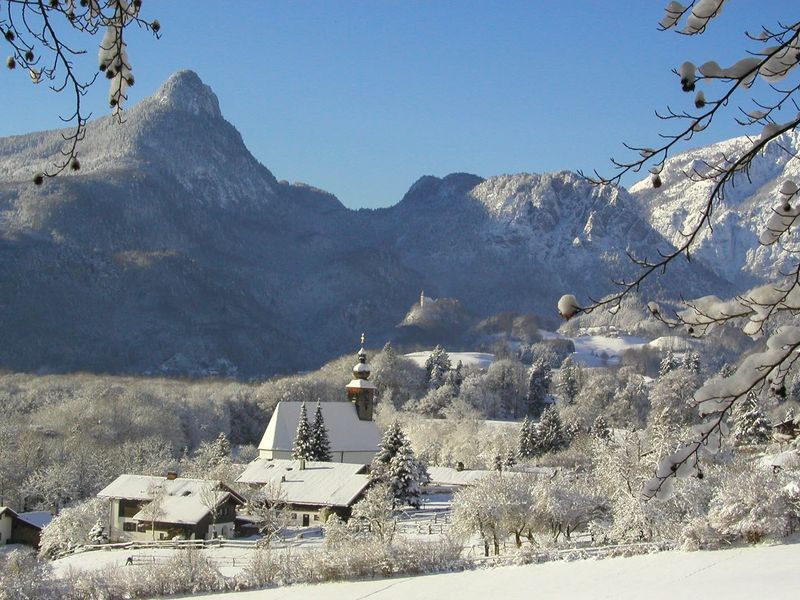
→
(0, 71, 725, 377)
(629, 131, 800, 285)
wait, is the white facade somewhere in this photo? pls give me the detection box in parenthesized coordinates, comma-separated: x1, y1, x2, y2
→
(258, 402, 380, 464)
(0, 508, 12, 544)
(262, 448, 377, 464)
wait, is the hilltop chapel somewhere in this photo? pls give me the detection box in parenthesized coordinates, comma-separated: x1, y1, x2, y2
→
(257, 336, 380, 464)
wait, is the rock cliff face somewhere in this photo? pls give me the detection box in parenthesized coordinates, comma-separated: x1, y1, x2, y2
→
(629, 131, 800, 286)
(0, 71, 727, 377)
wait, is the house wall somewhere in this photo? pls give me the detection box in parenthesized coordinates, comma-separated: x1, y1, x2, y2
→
(0, 512, 12, 544)
(285, 503, 353, 526)
(11, 520, 41, 547)
(106, 497, 239, 542)
(107, 498, 146, 542)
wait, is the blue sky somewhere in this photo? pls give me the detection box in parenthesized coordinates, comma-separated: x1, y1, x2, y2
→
(0, 1, 795, 208)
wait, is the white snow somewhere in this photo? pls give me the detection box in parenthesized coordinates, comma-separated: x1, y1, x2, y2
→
(192, 542, 800, 600)
(404, 352, 495, 370)
(236, 459, 369, 507)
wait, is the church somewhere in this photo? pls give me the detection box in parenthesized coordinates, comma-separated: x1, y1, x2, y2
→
(257, 338, 381, 464)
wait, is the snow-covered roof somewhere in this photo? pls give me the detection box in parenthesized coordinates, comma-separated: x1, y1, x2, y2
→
(17, 511, 52, 529)
(132, 491, 230, 526)
(237, 459, 369, 507)
(97, 475, 243, 525)
(403, 351, 495, 370)
(258, 401, 380, 454)
(427, 466, 553, 487)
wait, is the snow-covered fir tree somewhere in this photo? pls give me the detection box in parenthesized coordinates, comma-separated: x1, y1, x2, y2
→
(681, 351, 701, 374)
(732, 392, 772, 446)
(387, 438, 430, 508)
(444, 360, 464, 391)
(210, 432, 231, 462)
(525, 357, 551, 418)
(309, 400, 332, 461)
(591, 414, 611, 441)
(518, 416, 536, 459)
(659, 350, 679, 377)
(424, 345, 451, 389)
(537, 406, 567, 454)
(555, 355, 579, 404)
(292, 401, 314, 460)
(370, 420, 428, 506)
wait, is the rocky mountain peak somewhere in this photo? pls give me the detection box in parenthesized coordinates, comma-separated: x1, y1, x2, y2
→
(148, 69, 222, 119)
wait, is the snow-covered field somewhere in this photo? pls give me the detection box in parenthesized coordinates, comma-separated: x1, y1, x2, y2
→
(194, 541, 800, 600)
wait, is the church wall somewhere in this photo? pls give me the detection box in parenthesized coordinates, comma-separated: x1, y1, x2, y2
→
(258, 448, 376, 464)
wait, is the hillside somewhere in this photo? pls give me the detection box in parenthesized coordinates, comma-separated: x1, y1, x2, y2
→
(629, 131, 800, 286)
(0, 71, 729, 377)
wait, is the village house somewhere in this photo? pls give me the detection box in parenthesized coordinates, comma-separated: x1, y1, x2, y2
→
(258, 340, 380, 464)
(0, 506, 47, 548)
(236, 458, 370, 526)
(97, 474, 245, 542)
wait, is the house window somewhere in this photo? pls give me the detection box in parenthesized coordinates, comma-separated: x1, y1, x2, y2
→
(291, 513, 297, 520)
(314, 515, 319, 521)
(118, 500, 140, 519)
(123, 522, 137, 532)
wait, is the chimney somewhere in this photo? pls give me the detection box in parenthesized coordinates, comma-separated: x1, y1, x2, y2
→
(166, 471, 178, 480)
(299, 458, 306, 471)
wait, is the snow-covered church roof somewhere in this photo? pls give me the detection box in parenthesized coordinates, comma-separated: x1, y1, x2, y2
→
(258, 401, 380, 454)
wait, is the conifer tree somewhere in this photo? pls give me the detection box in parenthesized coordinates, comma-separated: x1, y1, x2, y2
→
(681, 351, 701, 374)
(659, 350, 679, 377)
(310, 400, 332, 461)
(370, 420, 407, 484)
(555, 355, 579, 404)
(733, 392, 772, 446)
(292, 401, 314, 460)
(537, 406, 566, 454)
(425, 345, 452, 389)
(518, 416, 535, 459)
(591, 414, 611, 441)
(371, 420, 428, 506)
(204, 432, 231, 466)
(445, 360, 464, 392)
(525, 358, 552, 418)
(388, 438, 430, 508)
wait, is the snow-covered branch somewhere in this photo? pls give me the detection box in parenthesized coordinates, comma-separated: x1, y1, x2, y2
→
(1, 0, 159, 181)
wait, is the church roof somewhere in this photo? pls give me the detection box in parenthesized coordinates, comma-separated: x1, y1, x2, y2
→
(237, 459, 369, 507)
(258, 401, 380, 454)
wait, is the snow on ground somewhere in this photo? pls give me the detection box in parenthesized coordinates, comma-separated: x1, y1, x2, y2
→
(405, 328, 695, 372)
(404, 351, 495, 370)
(195, 541, 800, 600)
(540, 328, 649, 367)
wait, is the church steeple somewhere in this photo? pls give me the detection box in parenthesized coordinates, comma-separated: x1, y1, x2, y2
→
(346, 333, 376, 421)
